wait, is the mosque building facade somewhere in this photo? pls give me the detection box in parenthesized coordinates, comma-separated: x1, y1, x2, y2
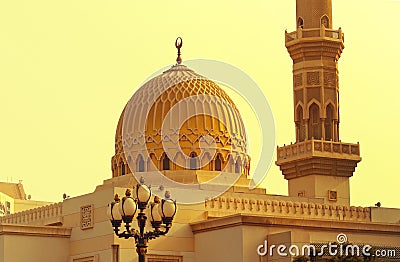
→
(0, 1, 399, 261)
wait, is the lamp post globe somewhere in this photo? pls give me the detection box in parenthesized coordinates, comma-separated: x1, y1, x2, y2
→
(119, 189, 137, 224)
(108, 194, 122, 228)
(134, 181, 151, 210)
(149, 196, 162, 229)
(159, 191, 177, 226)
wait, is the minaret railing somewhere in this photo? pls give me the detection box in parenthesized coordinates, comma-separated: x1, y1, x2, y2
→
(285, 26, 344, 43)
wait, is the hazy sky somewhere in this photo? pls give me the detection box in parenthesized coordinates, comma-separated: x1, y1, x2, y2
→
(0, 0, 399, 208)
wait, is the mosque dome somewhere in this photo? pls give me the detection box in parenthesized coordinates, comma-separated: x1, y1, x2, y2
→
(112, 40, 250, 178)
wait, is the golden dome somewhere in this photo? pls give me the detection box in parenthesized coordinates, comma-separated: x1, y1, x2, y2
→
(112, 64, 250, 177)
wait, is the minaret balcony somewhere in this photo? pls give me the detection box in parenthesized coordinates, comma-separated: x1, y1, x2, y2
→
(285, 26, 344, 45)
(277, 139, 360, 164)
(276, 139, 361, 180)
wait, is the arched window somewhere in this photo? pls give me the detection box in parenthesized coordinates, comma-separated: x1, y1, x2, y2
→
(296, 106, 305, 142)
(297, 17, 304, 28)
(235, 159, 241, 174)
(137, 155, 145, 172)
(162, 154, 170, 170)
(308, 103, 321, 140)
(325, 104, 334, 140)
(215, 154, 222, 171)
(190, 152, 197, 170)
(121, 162, 126, 176)
(321, 15, 329, 28)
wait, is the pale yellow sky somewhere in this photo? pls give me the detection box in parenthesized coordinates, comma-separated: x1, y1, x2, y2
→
(0, 0, 399, 208)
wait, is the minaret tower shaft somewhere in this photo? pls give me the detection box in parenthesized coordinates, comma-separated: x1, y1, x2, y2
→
(276, 0, 361, 205)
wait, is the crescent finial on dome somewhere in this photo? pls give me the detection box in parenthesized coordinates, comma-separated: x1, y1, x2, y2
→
(175, 37, 183, 64)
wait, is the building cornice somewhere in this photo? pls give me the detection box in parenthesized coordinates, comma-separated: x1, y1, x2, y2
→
(190, 214, 400, 235)
(0, 223, 71, 238)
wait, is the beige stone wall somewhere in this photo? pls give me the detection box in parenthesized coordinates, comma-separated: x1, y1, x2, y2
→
(62, 187, 114, 258)
(194, 226, 244, 262)
(0, 224, 70, 262)
(0, 235, 69, 262)
(288, 175, 350, 206)
(371, 207, 400, 224)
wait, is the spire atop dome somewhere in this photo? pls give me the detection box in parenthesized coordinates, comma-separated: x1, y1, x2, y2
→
(175, 37, 183, 64)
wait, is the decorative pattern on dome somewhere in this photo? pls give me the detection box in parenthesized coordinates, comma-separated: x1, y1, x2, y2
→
(112, 63, 250, 178)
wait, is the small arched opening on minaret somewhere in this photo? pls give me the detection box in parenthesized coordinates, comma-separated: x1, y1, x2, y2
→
(325, 104, 335, 140)
(121, 161, 126, 176)
(308, 103, 321, 140)
(297, 17, 304, 28)
(296, 105, 305, 142)
(321, 15, 330, 28)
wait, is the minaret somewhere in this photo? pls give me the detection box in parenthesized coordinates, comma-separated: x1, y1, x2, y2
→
(276, 0, 361, 206)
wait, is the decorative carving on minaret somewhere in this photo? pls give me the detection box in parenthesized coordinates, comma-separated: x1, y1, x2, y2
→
(293, 73, 303, 87)
(324, 72, 337, 87)
(307, 72, 320, 85)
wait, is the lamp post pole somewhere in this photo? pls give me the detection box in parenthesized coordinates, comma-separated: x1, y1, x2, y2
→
(107, 179, 177, 262)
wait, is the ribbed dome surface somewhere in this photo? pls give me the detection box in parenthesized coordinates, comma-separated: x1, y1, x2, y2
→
(112, 64, 249, 177)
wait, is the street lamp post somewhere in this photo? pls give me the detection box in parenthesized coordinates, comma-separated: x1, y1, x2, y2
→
(107, 180, 177, 262)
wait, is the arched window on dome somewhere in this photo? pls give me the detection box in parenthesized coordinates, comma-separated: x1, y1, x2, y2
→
(162, 153, 170, 170)
(215, 154, 222, 171)
(190, 152, 197, 170)
(137, 155, 145, 172)
(121, 161, 126, 176)
(235, 158, 241, 174)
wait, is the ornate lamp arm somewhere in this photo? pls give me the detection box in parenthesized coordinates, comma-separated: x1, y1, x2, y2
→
(113, 225, 140, 239)
(144, 225, 171, 240)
